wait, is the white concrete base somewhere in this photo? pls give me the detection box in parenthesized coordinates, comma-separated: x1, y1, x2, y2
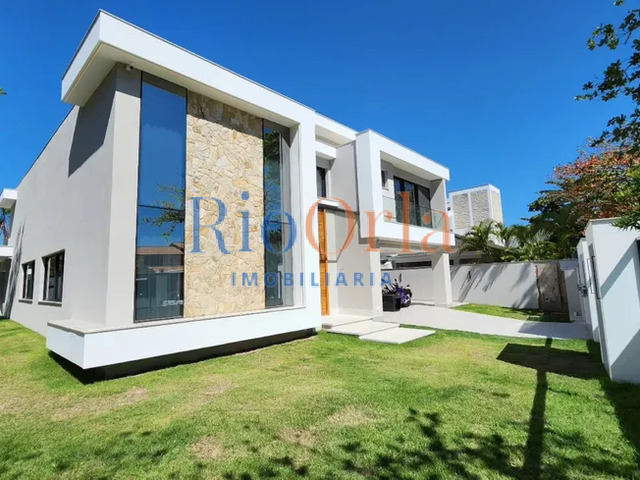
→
(360, 327, 435, 344)
(47, 306, 320, 369)
(328, 320, 399, 336)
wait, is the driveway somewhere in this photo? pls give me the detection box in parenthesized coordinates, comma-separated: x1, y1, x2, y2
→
(382, 304, 590, 340)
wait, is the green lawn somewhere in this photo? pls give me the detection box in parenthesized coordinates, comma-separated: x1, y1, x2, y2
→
(453, 303, 572, 323)
(0, 319, 638, 479)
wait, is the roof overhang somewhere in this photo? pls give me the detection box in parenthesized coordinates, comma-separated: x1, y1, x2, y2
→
(0, 189, 17, 209)
(62, 11, 314, 127)
(357, 130, 450, 182)
(0, 246, 13, 259)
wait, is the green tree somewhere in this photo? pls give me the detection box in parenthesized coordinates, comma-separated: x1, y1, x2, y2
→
(577, 0, 640, 228)
(459, 221, 559, 263)
(527, 143, 639, 253)
(0, 208, 9, 242)
(457, 221, 502, 263)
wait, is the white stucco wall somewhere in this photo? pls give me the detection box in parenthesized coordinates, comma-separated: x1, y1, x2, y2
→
(4, 67, 134, 334)
(586, 219, 640, 384)
(327, 210, 382, 317)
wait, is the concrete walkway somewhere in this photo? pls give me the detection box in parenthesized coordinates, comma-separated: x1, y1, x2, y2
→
(383, 305, 590, 340)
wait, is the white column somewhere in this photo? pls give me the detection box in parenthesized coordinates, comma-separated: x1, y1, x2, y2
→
(431, 251, 453, 306)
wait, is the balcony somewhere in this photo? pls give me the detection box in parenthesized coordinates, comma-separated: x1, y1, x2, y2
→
(355, 130, 452, 248)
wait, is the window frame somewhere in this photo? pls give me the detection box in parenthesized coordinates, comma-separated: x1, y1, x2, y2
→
(42, 250, 65, 303)
(393, 176, 432, 227)
(133, 73, 187, 323)
(21, 261, 35, 300)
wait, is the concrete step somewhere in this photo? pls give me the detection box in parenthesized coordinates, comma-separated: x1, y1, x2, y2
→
(360, 327, 436, 344)
(322, 314, 372, 329)
(328, 320, 399, 337)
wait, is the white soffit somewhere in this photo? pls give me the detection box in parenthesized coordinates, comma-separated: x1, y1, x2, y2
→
(62, 11, 313, 127)
(361, 130, 449, 181)
(0, 188, 17, 209)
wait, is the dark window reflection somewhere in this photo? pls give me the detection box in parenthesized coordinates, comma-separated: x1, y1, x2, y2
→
(316, 166, 327, 198)
(135, 75, 186, 322)
(394, 176, 431, 227)
(43, 252, 64, 302)
(263, 125, 293, 308)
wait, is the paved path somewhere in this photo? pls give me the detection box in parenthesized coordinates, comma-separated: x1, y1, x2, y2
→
(383, 305, 590, 340)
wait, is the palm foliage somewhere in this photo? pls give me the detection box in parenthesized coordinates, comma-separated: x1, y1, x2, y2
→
(0, 209, 9, 243)
(458, 220, 559, 263)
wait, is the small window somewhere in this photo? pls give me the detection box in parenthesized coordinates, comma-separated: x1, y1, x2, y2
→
(42, 251, 65, 303)
(381, 170, 388, 189)
(21, 261, 35, 300)
(316, 166, 327, 198)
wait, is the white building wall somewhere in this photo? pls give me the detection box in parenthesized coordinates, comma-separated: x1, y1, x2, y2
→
(4, 68, 125, 334)
(586, 219, 640, 384)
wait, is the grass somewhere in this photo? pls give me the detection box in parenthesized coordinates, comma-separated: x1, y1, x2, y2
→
(0, 319, 639, 479)
(453, 303, 572, 323)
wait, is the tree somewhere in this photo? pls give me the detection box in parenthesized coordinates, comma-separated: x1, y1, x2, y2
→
(458, 221, 559, 263)
(528, 144, 640, 254)
(577, 0, 640, 228)
(457, 221, 502, 263)
(0, 88, 5, 95)
(0, 208, 9, 242)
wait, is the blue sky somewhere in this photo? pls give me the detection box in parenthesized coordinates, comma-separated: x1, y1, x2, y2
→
(0, 1, 631, 225)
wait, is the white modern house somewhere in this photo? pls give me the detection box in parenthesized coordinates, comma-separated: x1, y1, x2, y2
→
(0, 11, 454, 373)
(577, 219, 640, 384)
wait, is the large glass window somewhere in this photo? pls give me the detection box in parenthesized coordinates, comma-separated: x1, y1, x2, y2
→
(394, 177, 432, 227)
(42, 252, 64, 302)
(135, 74, 186, 322)
(263, 122, 293, 308)
(22, 261, 34, 300)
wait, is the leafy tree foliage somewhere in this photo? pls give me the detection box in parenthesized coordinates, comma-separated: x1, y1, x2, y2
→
(457, 220, 501, 263)
(577, 0, 640, 229)
(528, 144, 640, 253)
(457, 221, 558, 263)
(0, 208, 9, 242)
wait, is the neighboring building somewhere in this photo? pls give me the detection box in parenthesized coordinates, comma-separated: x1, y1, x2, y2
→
(449, 184, 503, 236)
(577, 219, 640, 384)
(0, 11, 453, 372)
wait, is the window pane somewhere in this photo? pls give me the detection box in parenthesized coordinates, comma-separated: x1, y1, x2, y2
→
(138, 80, 186, 209)
(264, 128, 282, 215)
(135, 207, 184, 321)
(263, 124, 293, 308)
(417, 185, 431, 227)
(44, 253, 64, 302)
(22, 262, 34, 300)
(135, 77, 186, 322)
(316, 167, 327, 198)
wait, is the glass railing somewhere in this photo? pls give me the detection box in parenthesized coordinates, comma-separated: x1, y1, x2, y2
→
(382, 197, 445, 229)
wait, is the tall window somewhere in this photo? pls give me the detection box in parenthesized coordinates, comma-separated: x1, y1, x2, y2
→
(135, 74, 186, 322)
(394, 177, 431, 227)
(263, 121, 293, 308)
(316, 166, 327, 198)
(22, 261, 34, 300)
(42, 252, 64, 302)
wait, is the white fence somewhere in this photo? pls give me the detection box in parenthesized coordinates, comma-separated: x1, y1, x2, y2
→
(385, 259, 582, 318)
